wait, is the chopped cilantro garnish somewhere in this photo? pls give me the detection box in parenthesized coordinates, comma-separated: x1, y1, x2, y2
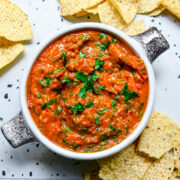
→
(54, 68, 64, 75)
(78, 88, 86, 98)
(112, 38, 117, 43)
(56, 106, 62, 114)
(76, 70, 88, 82)
(99, 33, 106, 39)
(97, 108, 109, 116)
(63, 138, 66, 143)
(37, 93, 41, 98)
(95, 58, 104, 72)
(138, 103, 144, 116)
(121, 82, 139, 101)
(125, 125, 130, 134)
(71, 102, 85, 115)
(81, 127, 87, 131)
(115, 93, 120, 100)
(99, 147, 104, 151)
(109, 125, 115, 132)
(79, 52, 86, 58)
(125, 106, 128, 112)
(86, 102, 94, 108)
(63, 98, 66, 102)
(90, 73, 99, 81)
(39, 76, 50, 87)
(112, 100, 117, 112)
(61, 77, 72, 84)
(99, 85, 105, 90)
(95, 116, 100, 125)
(72, 144, 80, 150)
(95, 41, 108, 51)
(66, 127, 72, 133)
(53, 57, 58, 62)
(97, 52, 102, 57)
(41, 99, 56, 110)
(62, 51, 66, 66)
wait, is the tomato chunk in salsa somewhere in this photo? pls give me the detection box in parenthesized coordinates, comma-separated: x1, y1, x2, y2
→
(27, 30, 149, 153)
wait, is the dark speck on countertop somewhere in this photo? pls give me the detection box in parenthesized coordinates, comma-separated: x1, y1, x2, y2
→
(0, 117, 3, 121)
(7, 84, 13, 88)
(4, 94, 8, 99)
(2, 171, 6, 176)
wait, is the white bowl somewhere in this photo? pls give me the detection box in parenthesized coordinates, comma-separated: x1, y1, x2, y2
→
(20, 23, 155, 160)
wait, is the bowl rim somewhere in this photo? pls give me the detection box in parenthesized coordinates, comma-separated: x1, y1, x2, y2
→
(20, 22, 155, 160)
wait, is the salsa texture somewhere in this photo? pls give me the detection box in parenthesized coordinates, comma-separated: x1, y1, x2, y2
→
(27, 30, 149, 153)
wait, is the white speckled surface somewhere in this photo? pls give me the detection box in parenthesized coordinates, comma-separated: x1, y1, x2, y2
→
(0, 0, 180, 179)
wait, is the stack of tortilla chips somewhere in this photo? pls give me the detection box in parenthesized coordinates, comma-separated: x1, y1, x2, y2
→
(85, 111, 180, 180)
(60, 0, 180, 35)
(0, 0, 33, 70)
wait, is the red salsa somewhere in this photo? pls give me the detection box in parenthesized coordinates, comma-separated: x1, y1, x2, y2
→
(27, 30, 149, 153)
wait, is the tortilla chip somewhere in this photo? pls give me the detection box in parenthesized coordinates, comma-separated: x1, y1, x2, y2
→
(85, 171, 101, 180)
(161, 0, 180, 19)
(143, 153, 174, 180)
(137, 111, 179, 159)
(149, 5, 165, 16)
(60, 0, 104, 16)
(109, 0, 138, 24)
(124, 20, 146, 35)
(0, 38, 24, 69)
(87, 5, 99, 14)
(137, 0, 161, 14)
(0, 0, 33, 41)
(98, 144, 152, 180)
(98, 1, 126, 31)
(172, 132, 180, 174)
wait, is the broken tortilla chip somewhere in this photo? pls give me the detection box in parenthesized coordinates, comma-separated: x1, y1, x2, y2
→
(124, 20, 146, 35)
(109, 0, 138, 24)
(98, 144, 153, 180)
(0, 0, 33, 41)
(161, 0, 180, 19)
(137, 0, 161, 14)
(149, 5, 165, 16)
(98, 1, 126, 31)
(0, 38, 24, 69)
(60, 0, 104, 16)
(143, 153, 174, 180)
(137, 111, 179, 159)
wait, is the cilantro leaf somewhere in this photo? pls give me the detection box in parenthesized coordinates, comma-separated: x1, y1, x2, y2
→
(99, 85, 105, 90)
(95, 116, 100, 125)
(71, 102, 85, 115)
(121, 82, 139, 101)
(79, 52, 86, 58)
(78, 88, 86, 98)
(95, 58, 104, 72)
(115, 93, 120, 100)
(99, 33, 106, 39)
(62, 52, 66, 66)
(61, 77, 72, 84)
(112, 38, 117, 43)
(76, 70, 88, 82)
(86, 102, 94, 108)
(90, 73, 99, 81)
(41, 99, 56, 110)
(109, 125, 115, 132)
(97, 108, 109, 116)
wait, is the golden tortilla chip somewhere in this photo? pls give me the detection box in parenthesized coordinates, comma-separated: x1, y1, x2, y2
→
(172, 132, 180, 174)
(137, 0, 161, 14)
(161, 0, 180, 19)
(85, 171, 101, 180)
(149, 5, 165, 16)
(143, 153, 174, 180)
(0, 38, 24, 69)
(98, 1, 126, 31)
(109, 0, 138, 24)
(98, 144, 153, 180)
(0, 0, 33, 41)
(60, 0, 104, 16)
(137, 111, 179, 159)
(124, 20, 146, 35)
(87, 5, 99, 14)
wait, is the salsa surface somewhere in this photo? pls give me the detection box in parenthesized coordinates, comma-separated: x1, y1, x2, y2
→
(27, 30, 149, 153)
